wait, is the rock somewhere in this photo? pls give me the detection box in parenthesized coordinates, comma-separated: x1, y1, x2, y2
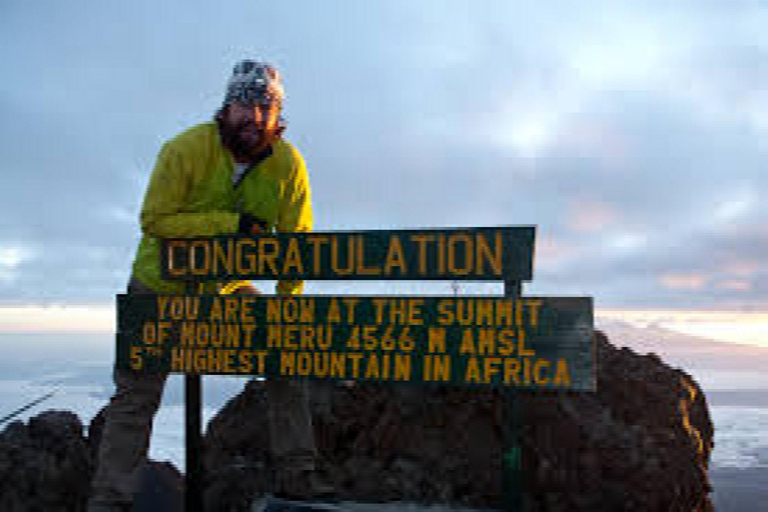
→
(204, 331, 715, 511)
(0, 329, 714, 511)
(0, 406, 184, 512)
(134, 460, 184, 512)
(0, 410, 92, 512)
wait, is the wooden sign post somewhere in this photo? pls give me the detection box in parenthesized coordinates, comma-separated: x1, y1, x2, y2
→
(116, 226, 596, 511)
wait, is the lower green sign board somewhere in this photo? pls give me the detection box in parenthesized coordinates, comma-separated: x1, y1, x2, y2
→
(117, 295, 595, 391)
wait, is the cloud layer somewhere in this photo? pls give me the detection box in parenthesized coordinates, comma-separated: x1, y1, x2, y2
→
(0, 0, 766, 310)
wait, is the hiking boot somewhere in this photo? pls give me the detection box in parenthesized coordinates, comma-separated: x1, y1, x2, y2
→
(273, 468, 336, 501)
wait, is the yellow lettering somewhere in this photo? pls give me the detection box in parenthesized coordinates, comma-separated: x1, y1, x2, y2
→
(299, 326, 315, 350)
(157, 296, 170, 320)
(496, 300, 514, 327)
(394, 354, 412, 381)
(326, 299, 341, 323)
(428, 327, 446, 353)
(484, 357, 501, 383)
(329, 352, 346, 378)
(437, 234, 446, 274)
(283, 325, 298, 349)
(432, 355, 451, 381)
(455, 300, 473, 326)
(330, 236, 354, 276)
(447, 233, 473, 276)
(503, 358, 520, 385)
(476, 300, 494, 326)
(354, 235, 381, 276)
(553, 359, 571, 387)
(517, 329, 535, 357)
(477, 329, 495, 356)
(464, 357, 482, 383)
(459, 328, 476, 354)
(242, 324, 255, 347)
(497, 328, 516, 356)
(296, 352, 312, 376)
(240, 297, 255, 322)
(525, 299, 543, 327)
(180, 322, 195, 347)
(225, 297, 238, 321)
(372, 299, 385, 323)
(209, 298, 223, 321)
(307, 235, 330, 275)
(347, 353, 363, 378)
(383, 235, 407, 275)
(142, 322, 157, 344)
(253, 350, 268, 374)
(476, 232, 503, 276)
(236, 239, 257, 274)
(321, 326, 333, 350)
(534, 359, 550, 385)
(238, 351, 253, 373)
(410, 234, 434, 275)
(195, 323, 209, 347)
(437, 300, 454, 326)
(280, 352, 296, 375)
(364, 353, 380, 379)
(267, 325, 281, 348)
(166, 240, 188, 277)
(408, 299, 424, 325)
(259, 238, 280, 275)
(213, 239, 234, 275)
(170, 347, 184, 371)
(312, 352, 329, 377)
(282, 237, 305, 274)
(130, 347, 143, 370)
(342, 298, 359, 324)
(389, 300, 407, 323)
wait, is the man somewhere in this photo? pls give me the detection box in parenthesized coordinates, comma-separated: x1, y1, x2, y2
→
(89, 60, 329, 512)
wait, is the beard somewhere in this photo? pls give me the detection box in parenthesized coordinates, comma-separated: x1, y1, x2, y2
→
(216, 115, 272, 162)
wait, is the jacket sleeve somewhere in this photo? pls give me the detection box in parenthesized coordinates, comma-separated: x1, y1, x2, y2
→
(276, 146, 313, 296)
(140, 143, 240, 237)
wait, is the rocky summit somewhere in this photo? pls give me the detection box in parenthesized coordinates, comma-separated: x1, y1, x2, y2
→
(0, 331, 714, 511)
(204, 331, 714, 511)
(0, 410, 92, 512)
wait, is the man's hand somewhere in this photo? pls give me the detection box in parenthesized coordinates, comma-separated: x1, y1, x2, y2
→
(239, 213, 268, 235)
(233, 283, 261, 295)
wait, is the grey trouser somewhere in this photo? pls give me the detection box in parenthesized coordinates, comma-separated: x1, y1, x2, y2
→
(89, 279, 316, 507)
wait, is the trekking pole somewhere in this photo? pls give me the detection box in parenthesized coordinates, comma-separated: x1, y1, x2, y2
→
(0, 389, 57, 426)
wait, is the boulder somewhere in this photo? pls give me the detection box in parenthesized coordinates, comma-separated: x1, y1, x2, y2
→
(0, 410, 92, 512)
(203, 331, 715, 511)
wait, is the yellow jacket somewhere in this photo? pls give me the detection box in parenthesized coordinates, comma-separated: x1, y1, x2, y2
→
(131, 122, 312, 295)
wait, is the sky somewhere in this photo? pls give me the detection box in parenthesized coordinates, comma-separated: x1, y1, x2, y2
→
(0, 1, 766, 344)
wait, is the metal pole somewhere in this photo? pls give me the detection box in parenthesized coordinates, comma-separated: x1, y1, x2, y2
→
(185, 281, 203, 512)
(502, 278, 523, 512)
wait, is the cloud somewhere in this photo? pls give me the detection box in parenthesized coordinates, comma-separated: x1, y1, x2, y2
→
(0, 0, 767, 313)
(660, 273, 709, 290)
(567, 200, 622, 232)
(0, 245, 36, 284)
(0, 305, 114, 332)
(718, 279, 752, 292)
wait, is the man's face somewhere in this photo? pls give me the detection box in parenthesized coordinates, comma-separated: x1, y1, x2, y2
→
(218, 101, 281, 161)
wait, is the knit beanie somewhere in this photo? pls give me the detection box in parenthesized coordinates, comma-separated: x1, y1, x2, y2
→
(223, 60, 285, 106)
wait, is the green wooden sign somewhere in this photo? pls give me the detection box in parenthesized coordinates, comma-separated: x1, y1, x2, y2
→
(160, 226, 535, 282)
(117, 295, 594, 391)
